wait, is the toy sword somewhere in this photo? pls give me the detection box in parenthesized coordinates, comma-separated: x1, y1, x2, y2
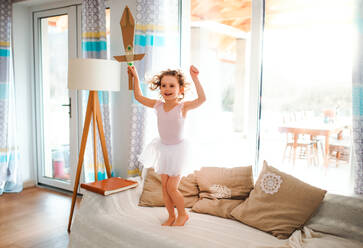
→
(114, 6, 145, 90)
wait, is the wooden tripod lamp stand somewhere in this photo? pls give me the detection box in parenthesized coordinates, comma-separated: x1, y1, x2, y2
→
(67, 58, 121, 232)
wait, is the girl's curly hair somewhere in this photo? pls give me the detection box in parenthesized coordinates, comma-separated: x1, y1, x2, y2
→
(149, 69, 190, 100)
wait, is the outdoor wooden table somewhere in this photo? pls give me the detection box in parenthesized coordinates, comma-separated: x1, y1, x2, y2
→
(278, 123, 344, 167)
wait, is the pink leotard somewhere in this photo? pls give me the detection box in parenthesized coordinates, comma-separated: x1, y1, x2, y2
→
(154, 100, 184, 145)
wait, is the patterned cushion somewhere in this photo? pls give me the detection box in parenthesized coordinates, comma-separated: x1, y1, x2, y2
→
(231, 161, 327, 239)
(195, 166, 254, 200)
(306, 193, 363, 243)
(138, 168, 199, 207)
(192, 198, 243, 219)
(190, 166, 253, 219)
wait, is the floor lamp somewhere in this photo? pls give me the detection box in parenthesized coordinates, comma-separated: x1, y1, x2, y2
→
(67, 58, 121, 232)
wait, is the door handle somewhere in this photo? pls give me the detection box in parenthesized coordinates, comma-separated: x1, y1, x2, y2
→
(62, 97, 71, 118)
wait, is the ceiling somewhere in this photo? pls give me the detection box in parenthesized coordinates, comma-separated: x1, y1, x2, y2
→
(191, 0, 252, 32)
(12, 0, 73, 6)
(191, 0, 354, 32)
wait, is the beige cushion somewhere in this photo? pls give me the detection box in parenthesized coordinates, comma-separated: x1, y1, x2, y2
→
(192, 198, 243, 219)
(138, 168, 199, 208)
(231, 161, 327, 239)
(195, 166, 254, 200)
(191, 166, 252, 220)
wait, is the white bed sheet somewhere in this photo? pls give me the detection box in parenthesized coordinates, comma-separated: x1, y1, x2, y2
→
(68, 177, 363, 248)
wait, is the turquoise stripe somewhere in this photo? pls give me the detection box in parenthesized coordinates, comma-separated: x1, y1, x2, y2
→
(357, 18, 363, 33)
(0, 153, 15, 163)
(87, 170, 113, 182)
(98, 91, 109, 105)
(97, 171, 106, 180)
(82, 41, 107, 51)
(355, 3, 363, 33)
(0, 84, 9, 99)
(87, 172, 95, 182)
(0, 49, 10, 57)
(135, 34, 165, 47)
(82, 87, 108, 104)
(352, 86, 363, 116)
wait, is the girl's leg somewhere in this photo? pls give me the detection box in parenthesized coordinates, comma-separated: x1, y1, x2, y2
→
(167, 176, 189, 226)
(161, 174, 176, 226)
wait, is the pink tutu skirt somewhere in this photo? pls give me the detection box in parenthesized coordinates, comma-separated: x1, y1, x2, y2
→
(138, 138, 194, 177)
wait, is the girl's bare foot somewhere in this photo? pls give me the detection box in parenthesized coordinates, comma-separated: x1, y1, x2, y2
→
(162, 216, 176, 226)
(172, 214, 189, 226)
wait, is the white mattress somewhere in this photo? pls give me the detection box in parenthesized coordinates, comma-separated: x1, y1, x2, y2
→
(68, 177, 363, 248)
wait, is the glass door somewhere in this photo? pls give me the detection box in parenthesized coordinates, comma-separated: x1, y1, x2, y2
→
(33, 7, 78, 191)
(258, 0, 354, 194)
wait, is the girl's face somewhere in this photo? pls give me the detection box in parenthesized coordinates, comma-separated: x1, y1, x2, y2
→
(160, 75, 182, 101)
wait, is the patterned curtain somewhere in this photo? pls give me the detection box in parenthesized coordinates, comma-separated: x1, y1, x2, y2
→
(82, 0, 114, 182)
(0, 0, 22, 195)
(353, 0, 363, 194)
(127, 0, 180, 176)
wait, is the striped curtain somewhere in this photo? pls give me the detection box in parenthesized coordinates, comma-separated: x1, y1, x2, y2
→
(0, 0, 22, 195)
(82, 0, 114, 182)
(127, 0, 180, 176)
(353, 0, 363, 194)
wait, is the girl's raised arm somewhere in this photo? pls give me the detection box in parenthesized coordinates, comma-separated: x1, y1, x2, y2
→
(184, 65, 206, 112)
(128, 66, 157, 108)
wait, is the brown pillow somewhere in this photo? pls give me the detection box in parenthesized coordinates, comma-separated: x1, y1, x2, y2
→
(231, 161, 327, 239)
(195, 166, 254, 200)
(138, 168, 199, 208)
(192, 198, 243, 219)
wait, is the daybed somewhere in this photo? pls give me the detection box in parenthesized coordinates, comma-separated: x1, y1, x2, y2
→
(68, 170, 363, 248)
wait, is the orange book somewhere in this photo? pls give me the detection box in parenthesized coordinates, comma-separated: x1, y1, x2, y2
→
(81, 177, 138, 196)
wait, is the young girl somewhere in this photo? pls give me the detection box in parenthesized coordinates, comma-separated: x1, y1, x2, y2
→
(128, 65, 206, 227)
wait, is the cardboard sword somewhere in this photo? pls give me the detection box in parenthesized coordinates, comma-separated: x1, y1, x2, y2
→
(114, 6, 145, 90)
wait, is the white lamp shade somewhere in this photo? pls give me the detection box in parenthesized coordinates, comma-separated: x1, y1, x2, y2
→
(68, 58, 121, 91)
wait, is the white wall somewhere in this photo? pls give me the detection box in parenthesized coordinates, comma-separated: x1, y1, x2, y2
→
(13, 4, 36, 187)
